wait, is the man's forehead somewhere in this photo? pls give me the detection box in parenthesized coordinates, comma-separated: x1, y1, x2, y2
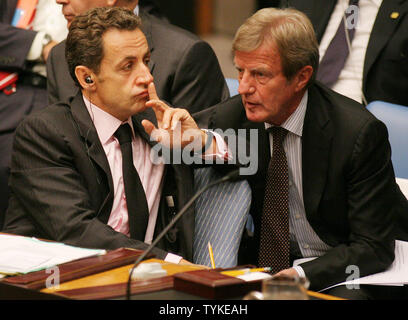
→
(234, 48, 280, 68)
(102, 28, 148, 52)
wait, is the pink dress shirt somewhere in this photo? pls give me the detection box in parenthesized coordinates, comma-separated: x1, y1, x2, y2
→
(83, 96, 183, 263)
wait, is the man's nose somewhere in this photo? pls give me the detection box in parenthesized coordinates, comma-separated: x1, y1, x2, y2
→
(137, 63, 154, 86)
(238, 72, 255, 95)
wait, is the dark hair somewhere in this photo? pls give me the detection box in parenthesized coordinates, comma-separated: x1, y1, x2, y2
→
(66, 7, 142, 87)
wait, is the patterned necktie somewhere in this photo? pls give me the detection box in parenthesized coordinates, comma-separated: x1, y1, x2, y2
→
(114, 123, 149, 241)
(316, 0, 360, 87)
(258, 126, 290, 272)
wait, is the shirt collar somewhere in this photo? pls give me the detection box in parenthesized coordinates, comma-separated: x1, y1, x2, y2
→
(134, 5, 139, 15)
(82, 95, 133, 145)
(265, 90, 308, 137)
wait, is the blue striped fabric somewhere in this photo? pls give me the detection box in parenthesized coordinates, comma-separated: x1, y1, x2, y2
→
(193, 167, 251, 268)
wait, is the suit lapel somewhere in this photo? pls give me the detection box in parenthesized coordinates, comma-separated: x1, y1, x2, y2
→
(302, 85, 333, 219)
(70, 92, 114, 223)
(132, 107, 158, 148)
(364, 0, 407, 87)
(313, 0, 337, 42)
(139, 11, 156, 74)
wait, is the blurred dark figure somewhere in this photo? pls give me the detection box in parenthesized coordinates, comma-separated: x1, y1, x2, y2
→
(257, 0, 281, 9)
(139, 0, 168, 21)
(153, 0, 195, 33)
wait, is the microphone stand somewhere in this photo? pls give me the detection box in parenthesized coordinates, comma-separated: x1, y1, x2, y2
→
(125, 169, 240, 300)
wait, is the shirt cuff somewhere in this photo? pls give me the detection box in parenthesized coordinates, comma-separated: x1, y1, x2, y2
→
(292, 265, 306, 279)
(200, 129, 232, 161)
(27, 31, 45, 61)
(164, 252, 183, 264)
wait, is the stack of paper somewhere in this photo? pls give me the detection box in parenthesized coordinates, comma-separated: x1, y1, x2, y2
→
(0, 234, 106, 275)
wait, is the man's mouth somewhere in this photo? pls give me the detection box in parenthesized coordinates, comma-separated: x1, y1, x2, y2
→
(244, 100, 261, 108)
(136, 91, 149, 99)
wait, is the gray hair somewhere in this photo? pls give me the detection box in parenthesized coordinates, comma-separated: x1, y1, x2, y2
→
(233, 8, 319, 84)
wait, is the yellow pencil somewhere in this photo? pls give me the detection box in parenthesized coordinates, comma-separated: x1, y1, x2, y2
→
(306, 290, 347, 300)
(207, 242, 216, 269)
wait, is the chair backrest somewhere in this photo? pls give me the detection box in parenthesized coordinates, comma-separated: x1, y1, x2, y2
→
(226, 78, 239, 97)
(193, 167, 251, 268)
(366, 101, 408, 179)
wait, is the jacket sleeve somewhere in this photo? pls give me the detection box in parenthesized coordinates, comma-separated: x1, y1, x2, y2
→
(6, 113, 168, 259)
(300, 119, 397, 291)
(0, 23, 37, 69)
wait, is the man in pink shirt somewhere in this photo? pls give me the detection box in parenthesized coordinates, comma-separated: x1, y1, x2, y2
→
(3, 7, 216, 264)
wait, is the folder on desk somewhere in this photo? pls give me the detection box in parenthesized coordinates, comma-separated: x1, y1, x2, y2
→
(3, 247, 152, 290)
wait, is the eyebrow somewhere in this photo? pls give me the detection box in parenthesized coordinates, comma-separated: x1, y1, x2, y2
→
(116, 51, 151, 66)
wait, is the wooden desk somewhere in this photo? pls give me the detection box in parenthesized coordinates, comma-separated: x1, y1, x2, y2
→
(40, 259, 205, 300)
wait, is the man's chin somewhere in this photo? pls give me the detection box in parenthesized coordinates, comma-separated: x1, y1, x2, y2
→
(245, 108, 266, 123)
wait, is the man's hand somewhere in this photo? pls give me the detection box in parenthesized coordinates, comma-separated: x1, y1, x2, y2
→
(42, 40, 57, 62)
(273, 268, 299, 278)
(142, 83, 212, 151)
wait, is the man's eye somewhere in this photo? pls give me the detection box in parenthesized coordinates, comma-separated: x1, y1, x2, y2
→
(124, 62, 133, 70)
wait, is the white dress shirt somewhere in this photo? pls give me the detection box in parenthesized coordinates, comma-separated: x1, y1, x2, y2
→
(318, 0, 382, 103)
(265, 91, 332, 276)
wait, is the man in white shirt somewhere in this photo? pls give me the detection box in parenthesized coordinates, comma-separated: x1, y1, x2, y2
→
(285, 0, 408, 106)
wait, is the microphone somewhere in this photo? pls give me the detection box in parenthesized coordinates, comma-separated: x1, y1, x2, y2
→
(125, 168, 242, 299)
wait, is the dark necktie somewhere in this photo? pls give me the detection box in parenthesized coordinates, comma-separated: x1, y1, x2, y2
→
(114, 123, 149, 241)
(316, 0, 360, 87)
(258, 126, 290, 272)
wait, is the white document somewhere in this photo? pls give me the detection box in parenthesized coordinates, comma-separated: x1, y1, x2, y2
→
(237, 272, 273, 282)
(0, 234, 106, 275)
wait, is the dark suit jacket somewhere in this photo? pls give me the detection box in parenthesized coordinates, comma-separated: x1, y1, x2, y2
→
(46, 10, 230, 113)
(0, 0, 47, 229)
(286, 0, 408, 106)
(201, 82, 401, 291)
(2, 92, 196, 261)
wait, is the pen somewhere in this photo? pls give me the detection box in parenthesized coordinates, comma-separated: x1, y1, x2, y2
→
(207, 242, 216, 269)
(220, 267, 272, 277)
